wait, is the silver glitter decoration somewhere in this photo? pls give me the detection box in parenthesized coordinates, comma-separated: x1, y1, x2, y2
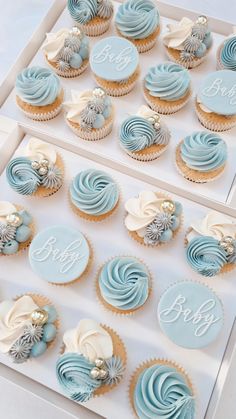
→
(64, 35, 81, 52)
(192, 24, 208, 41)
(180, 50, 195, 63)
(183, 35, 201, 53)
(41, 165, 63, 190)
(103, 356, 125, 385)
(0, 223, 16, 243)
(59, 46, 74, 62)
(22, 324, 43, 344)
(9, 338, 32, 363)
(56, 60, 70, 72)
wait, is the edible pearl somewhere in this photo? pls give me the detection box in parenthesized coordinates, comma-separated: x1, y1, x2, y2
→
(95, 358, 104, 368)
(224, 236, 234, 244)
(90, 367, 101, 379)
(6, 212, 23, 227)
(196, 15, 208, 25)
(40, 159, 49, 167)
(99, 368, 108, 380)
(70, 26, 81, 36)
(147, 117, 155, 124)
(93, 87, 105, 98)
(30, 309, 48, 326)
(31, 160, 40, 170)
(38, 166, 48, 176)
(226, 244, 234, 255)
(161, 200, 176, 214)
(154, 122, 160, 130)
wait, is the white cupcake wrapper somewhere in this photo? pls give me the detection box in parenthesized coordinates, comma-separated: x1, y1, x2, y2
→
(143, 89, 190, 115)
(66, 117, 113, 141)
(195, 102, 236, 132)
(75, 17, 112, 37)
(165, 47, 205, 69)
(46, 59, 89, 78)
(18, 103, 62, 121)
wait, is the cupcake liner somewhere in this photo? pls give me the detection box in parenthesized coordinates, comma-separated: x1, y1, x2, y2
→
(143, 84, 191, 115)
(70, 195, 120, 222)
(121, 143, 168, 162)
(94, 67, 140, 97)
(116, 25, 161, 54)
(45, 56, 89, 78)
(95, 255, 152, 316)
(195, 100, 236, 132)
(165, 46, 206, 69)
(16, 90, 64, 121)
(129, 358, 195, 418)
(216, 43, 225, 70)
(175, 141, 226, 183)
(33, 153, 65, 198)
(75, 15, 112, 37)
(66, 109, 114, 141)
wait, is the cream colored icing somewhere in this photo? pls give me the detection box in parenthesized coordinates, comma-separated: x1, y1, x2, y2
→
(41, 28, 70, 62)
(24, 137, 57, 164)
(0, 296, 38, 353)
(0, 202, 17, 224)
(187, 211, 236, 242)
(136, 105, 160, 120)
(64, 90, 94, 123)
(125, 191, 164, 237)
(163, 17, 194, 50)
(63, 319, 113, 362)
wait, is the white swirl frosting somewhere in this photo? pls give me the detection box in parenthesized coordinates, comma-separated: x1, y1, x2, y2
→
(63, 319, 113, 362)
(163, 17, 194, 50)
(187, 211, 236, 242)
(0, 296, 38, 353)
(24, 137, 57, 164)
(64, 90, 94, 123)
(0, 201, 17, 224)
(41, 28, 70, 62)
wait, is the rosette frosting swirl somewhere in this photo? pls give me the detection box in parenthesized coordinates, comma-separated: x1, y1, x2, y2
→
(145, 62, 190, 100)
(67, 0, 97, 24)
(6, 157, 41, 195)
(120, 116, 156, 151)
(134, 364, 195, 419)
(220, 35, 236, 71)
(56, 353, 101, 402)
(186, 236, 227, 277)
(180, 131, 227, 172)
(16, 67, 61, 106)
(98, 257, 149, 310)
(70, 169, 119, 216)
(115, 0, 159, 40)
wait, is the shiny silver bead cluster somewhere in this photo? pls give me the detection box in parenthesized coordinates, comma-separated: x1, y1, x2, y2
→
(147, 113, 160, 130)
(90, 358, 108, 380)
(219, 236, 235, 256)
(31, 159, 50, 176)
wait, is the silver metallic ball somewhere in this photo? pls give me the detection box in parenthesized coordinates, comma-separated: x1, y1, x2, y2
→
(153, 113, 160, 122)
(154, 122, 160, 130)
(40, 159, 49, 168)
(30, 309, 48, 326)
(31, 160, 40, 170)
(90, 367, 101, 379)
(38, 166, 48, 176)
(70, 26, 82, 37)
(99, 368, 108, 380)
(219, 240, 228, 249)
(93, 87, 105, 98)
(226, 244, 234, 255)
(95, 358, 104, 368)
(161, 199, 176, 214)
(147, 117, 155, 125)
(224, 236, 234, 244)
(196, 15, 208, 25)
(6, 212, 23, 227)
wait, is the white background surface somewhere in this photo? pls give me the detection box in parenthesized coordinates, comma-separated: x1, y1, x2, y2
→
(0, 1, 236, 419)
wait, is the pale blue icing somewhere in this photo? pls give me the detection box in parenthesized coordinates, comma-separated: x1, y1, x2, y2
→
(180, 131, 227, 172)
(220, 36, 236, 71)
(115, 0, 159, 40)
(158, 281, 223, 349)
(90, 36, 139, 81)
(56, 353, 101, 402)
(186, 236, 227, 277)
(69, 169, 119, 216)
(198, 70, 236, 115)
(29, 225, 90, 284)
(16, 67, 61, 106)
(134, 364, 195, 419)
(145, 62, 190, 101)
(6, 157, 41, 195)
(98, 256, 149, 310)
(120, 116, 156, 151)
(67, 0, 97, 24)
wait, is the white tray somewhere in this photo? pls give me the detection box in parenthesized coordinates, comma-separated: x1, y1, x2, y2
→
(1, 1, 236, 210)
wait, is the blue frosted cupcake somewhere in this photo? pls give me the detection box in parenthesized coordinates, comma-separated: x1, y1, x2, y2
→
(144, 62, 191, 114)
(69, 169, 120, 221)
(217, 33, 236, 70)
(176, 131, 227, 183)
(15, 66, 63, 120)
(67, 0, 114, 37)
(115, 0, 160, 53)
(97, 256, 151, 314)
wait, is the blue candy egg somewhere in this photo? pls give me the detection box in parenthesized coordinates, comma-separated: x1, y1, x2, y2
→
(69, 53, 83, 69)
(42, 323, 57, 343)
(3, 240, 19, 255)
(103, 106, 111, 119)
(18, 210, 32, 226)
(79, 46, 89, 60)
(171, 215, 180, 231)
(31, 341, 47, 357)
(104, 96, 111, 106)
(93, 114, 105, 129)
(42, 305, 57, 323)
(174, 202, 183, 216)
(195, 43, 207, 58)
(202, 32, 213, 49)
(159, 229, 173, 242)
(15, 225, 31, 243)
(81, 36, 89, 48)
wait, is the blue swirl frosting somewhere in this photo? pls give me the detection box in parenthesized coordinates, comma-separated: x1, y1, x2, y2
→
(98, 256, 149, 311)
(16, 67, 61, 106)
(145, 62, 190, 101)
(70, 169, 119, 216)
(6, 157, 41, 195)
(67, 0, 97, 24)
(115, 0, 159, 40)
(220, 36, 236, 71)
(186, 236, 227, 277)
(134, 364, 195, 419)
(181, 131, 227, 172)
(120, 116, 156, 151)
(56, 353, 101, 402)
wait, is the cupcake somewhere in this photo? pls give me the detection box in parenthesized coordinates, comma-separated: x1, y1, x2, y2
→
(217, 32, 236, 70)
(0, 201, 34, 256)
(15, 66, 63, 120)
(144, 62, 191, 114)
(120, 106, 170, 161)
(115, 0, 160, 53)
(125, 191, 183, 246)
(90, 36, 139, 96)
(163, 15, 212, 69)
(29, 225, 92, 285)
(64, 87, 114, 140)
(130, 359, 195, 418)
(6, 138, 64, 197)
(67, 0, 113, 37)
(176, 131, 227, 183)
(185, 211, 236, 277)
(195, 70, 236, 131)
(41, 26, 89, 78)
(0, 294, 58, 363)
(56, 319, 126, 401)
(97, 256, 151, 314)
(158, 281, 223, 349)
(69, 169, 119, 221)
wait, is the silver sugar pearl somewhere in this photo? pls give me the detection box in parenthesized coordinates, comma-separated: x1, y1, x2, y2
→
(95, 358, 105, 368)
(219, 240, 228, 249)
(99, 368, 108, 380)
(6, 212, 23, 227)
(70, 26, 82, 36)
(224, 236, 234, 244)
(38, 166, 48, 176)
(161, 199, 176, 214)
(90, 367, 101, 379)
(93, 87, 105, 98)
(154, 122, 160, 130)
(196, 15, 208, 25)
(153, 113, 160, 122)
(31, 160, 40, 170)
(30, 308, 48, 326)
(147, 117, 155, 124)
(226, 244, 234, 255)
(40, 159, 49, 168)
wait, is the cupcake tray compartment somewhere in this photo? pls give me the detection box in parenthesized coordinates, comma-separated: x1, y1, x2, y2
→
(0, 133, 235, 419)
(0, 1, 236, 210)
